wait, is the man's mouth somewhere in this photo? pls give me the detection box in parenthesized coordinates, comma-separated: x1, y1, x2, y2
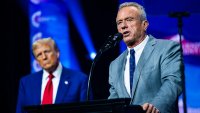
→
(123, 31, 130, 37)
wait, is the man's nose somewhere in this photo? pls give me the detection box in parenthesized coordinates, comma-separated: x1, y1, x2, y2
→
(41, 53, 47, 60)
(121, 21, 128, 29)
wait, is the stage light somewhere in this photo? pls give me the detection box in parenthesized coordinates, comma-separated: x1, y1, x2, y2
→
(64, 0, 96, 60)
(90, 52, 97, 60)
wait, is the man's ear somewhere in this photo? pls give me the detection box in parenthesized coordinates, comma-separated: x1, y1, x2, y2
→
(57, 51, 60, 58)
(143, 20, 149, 31)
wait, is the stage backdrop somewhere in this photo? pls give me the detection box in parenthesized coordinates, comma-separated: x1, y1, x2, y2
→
(28, 0, 200, 113)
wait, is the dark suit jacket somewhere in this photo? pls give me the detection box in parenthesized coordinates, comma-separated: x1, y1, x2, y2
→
(108, 35, 183, 113)
(16, 67, 90, 113)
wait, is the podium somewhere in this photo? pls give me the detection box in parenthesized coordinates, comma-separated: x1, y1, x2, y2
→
(24, 98, 145, 113)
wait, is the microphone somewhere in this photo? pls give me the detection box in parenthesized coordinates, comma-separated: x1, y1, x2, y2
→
(99, 33, 123, 53)
(94, 33, 123, 62)
(86, 33, 123, 100)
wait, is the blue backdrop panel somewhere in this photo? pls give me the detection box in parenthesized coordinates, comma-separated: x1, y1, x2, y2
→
(30, 0, 80, 72)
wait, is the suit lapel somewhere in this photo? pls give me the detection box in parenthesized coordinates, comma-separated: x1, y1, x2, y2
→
(131, 36, 156, 98)
(55, 68, 70, 103)
(118, 50, 130, 97)
(33, 71, 43, 104)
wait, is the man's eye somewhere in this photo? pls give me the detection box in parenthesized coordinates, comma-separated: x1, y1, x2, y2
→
(127, 18, 133, 21)
(117, 22, 121, 25)
(44, 50, 51, 53)
(36, 53, 42, 58)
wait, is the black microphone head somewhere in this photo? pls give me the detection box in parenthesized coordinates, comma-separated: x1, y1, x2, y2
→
(99, 33, 123, 53)
(169, 12, 190, 18)
(113, 33, 123, 41)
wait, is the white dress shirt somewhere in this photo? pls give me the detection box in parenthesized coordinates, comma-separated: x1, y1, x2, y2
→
(124, 35, 149, 96)
(41, 62, 62, 104)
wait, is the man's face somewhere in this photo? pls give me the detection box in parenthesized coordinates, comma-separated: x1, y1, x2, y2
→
(33, 43, 59, 72)
(116, 6, 148, 47)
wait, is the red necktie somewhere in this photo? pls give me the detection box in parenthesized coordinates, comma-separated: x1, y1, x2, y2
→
(42, 74, 54, 105)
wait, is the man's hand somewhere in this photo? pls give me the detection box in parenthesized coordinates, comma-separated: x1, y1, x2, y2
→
(142, 103, 160, 113)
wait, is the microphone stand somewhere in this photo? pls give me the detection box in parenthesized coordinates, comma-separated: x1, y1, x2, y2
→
(86, 33, 123, 100)
(169, 12, 190, 113)
(86, 51, 102, 100)
(86, 35, 111, 101)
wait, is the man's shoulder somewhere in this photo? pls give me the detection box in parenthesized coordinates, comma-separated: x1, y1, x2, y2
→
(62, 67, 88, 78)
(149, 35, 179, 46)
(20, 71, 42, 81)
(148, 35, 181, 54)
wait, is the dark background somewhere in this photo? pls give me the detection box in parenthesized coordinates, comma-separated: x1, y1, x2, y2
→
(3, 0, 200, 113)
(3, 0, 29, 113)
(3, 0, 119, 113)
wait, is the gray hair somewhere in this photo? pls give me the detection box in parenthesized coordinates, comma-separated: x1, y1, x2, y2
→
(118, 2, 147, 21)
(32, 37, 59, 54)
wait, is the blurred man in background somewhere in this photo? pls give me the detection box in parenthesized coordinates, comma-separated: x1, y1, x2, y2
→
(16, 37, 90, 113)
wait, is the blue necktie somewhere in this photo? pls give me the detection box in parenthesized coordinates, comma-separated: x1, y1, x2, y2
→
(129, 49, 135, 95)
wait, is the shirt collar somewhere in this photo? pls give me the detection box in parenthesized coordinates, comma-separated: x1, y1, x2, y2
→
(127, 35, 149, 53)
(43, 62, 63, 80)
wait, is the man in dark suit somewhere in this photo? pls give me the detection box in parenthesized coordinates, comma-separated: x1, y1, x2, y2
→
(16, 37, 90, 113)
(108, 2, 183, 113)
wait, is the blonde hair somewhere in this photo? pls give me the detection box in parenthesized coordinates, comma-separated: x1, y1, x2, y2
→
(32, 37, 59, 54)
